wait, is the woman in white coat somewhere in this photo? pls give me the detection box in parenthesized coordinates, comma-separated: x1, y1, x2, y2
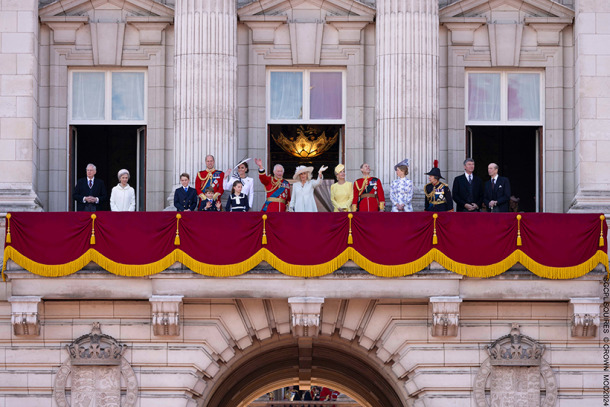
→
(110, 169, 136, 211)
(289, 165, 327, 212)
(224, 159, 254, 208)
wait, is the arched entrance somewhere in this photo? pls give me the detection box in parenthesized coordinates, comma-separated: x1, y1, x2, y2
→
(204, 335, 407, 407)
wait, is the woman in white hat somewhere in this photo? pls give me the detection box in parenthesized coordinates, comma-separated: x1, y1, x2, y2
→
(330, 164, 353, 212)
(390, 159, 413, 212)
(289, 165, 328, 212)
(110, 169, 136, 211)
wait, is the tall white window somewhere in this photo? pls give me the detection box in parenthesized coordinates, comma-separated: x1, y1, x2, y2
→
(70, 70, 147, 124)
(466, 71, 543, 125)
(267, 69, 346, 124)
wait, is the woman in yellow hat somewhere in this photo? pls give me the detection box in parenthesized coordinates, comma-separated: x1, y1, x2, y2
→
(330, 164, 353, 212)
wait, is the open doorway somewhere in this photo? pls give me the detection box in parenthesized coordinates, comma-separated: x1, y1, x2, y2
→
(468, 126, 541, 212)
(69, 125, 146, 211)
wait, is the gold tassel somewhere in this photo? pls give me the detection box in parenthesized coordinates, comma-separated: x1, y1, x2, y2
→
(90, 214, 96, 245)
(174, 214, 181, 246)
(516, 214, 522, 246)
(432, 213, 438, 245)
(262, 214, 268, 245)
(348, 213, 354, 244)
(5, 213, 11, 244)
(601, 215, 606, 247)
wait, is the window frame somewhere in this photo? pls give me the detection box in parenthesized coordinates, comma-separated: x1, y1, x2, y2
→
(69, 69, 148, 125)
(266, 68, 347, 125)
(465, 70, 545, 126)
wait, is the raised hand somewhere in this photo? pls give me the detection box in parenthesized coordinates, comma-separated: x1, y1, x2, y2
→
(254, 158, 263, 169)
(319, 165, 328, 173)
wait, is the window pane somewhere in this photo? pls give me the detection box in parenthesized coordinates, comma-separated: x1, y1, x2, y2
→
(112, 72, 145, 121)
(72, 72, 105, 120)
(270, 72, 303, 120)
(468, 73, 501, 121)
(508, 73, 540, 121)
(310, 72, 342, 120)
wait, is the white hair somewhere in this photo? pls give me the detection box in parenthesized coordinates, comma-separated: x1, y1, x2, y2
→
(117, 169, 130, 180)
(86, 163, 96, 170)
(273, 164, 284, 172)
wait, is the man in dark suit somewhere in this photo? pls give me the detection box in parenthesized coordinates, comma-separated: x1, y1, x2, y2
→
(483, 163, 511, 212)
(73, 163, 107, 211)
(174, 173, 198, 211)
(452, 158, 483, 212)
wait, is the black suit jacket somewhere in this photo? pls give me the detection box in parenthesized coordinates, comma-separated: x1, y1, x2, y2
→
(483, 176, 511, 212)
(73, 177, 107, 212)
(452, 173, 483, 212)
(174, 186, 198, 211)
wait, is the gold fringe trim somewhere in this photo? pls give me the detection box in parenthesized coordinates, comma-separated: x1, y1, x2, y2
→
(5, 213, 11, 244)
(2, 246, 608, 280)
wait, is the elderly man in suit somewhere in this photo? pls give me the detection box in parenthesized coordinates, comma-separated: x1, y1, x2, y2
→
(174, 173, 198, 211)
(452, 158, 483, 212)
(483, 163, 511, 212)
(73, 163, 107, 211)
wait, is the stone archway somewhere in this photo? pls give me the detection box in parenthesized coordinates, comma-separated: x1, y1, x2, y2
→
(204, 335, 407, 407)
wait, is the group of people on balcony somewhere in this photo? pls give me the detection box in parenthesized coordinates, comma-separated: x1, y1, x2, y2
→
(73, 155, 512, 213)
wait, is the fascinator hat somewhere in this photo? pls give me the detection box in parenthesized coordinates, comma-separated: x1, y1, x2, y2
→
(334, 164, 345, 174)
(394, 159, 409, 171)
(293, 165, 314, 181)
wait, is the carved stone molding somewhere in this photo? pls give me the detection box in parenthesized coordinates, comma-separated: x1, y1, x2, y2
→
(288, 297, 324, 337)
(241, 16, 287, 44)
(488, 23, 524, 66)
(289, 21, 324, 64)
(127, 17, 172, 45)
(327, 17, 372, 45)
(474, 324, 557, 407)
(569, 297, 601, 337)
(55, 323, 137, 407)
(430, 296, 461, 337)
(8, 296, 41, 336)
(40, 17, 88, 45)
(525, 17, 571, 46)
(441, 18, 486, 46)
(150, 295, 183, 336)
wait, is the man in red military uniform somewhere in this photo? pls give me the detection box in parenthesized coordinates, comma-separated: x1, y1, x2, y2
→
(352, 163, 385, 212)
(196, 155, 225, 211)
(254, 158, 291, 212)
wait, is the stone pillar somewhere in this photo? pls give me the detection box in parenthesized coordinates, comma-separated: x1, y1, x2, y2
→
(174, 0, 237, 184)
(375, 0, 439, 210)
(0, 0, 42, 213)
(570, 0, 610, 214)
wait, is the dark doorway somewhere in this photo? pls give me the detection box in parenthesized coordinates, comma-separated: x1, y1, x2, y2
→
(468, 126, 540, 212)
(70, 125, 146, 211)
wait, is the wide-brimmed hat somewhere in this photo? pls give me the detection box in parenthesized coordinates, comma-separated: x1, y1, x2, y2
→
(334, 164, 345, 174)
(293, 165, 314, 181)
(394, 159, 409, 171)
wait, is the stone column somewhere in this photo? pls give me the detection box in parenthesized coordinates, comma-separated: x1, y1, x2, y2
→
(0, 0, 42, 212)
(375, 0, 439, 210)
(570, 0, 610, 214)
(174, 0, 237, 184)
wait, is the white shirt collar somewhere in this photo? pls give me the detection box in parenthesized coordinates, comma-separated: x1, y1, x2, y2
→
(492, 175, 498, 181)
(465, 172, 472, 178)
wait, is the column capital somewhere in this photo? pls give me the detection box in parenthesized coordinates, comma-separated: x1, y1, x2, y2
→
(8, 296, 42, 336)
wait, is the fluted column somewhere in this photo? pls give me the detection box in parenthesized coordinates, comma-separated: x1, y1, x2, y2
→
(375, 0, 439, 208)
(174, 0, 237, 181)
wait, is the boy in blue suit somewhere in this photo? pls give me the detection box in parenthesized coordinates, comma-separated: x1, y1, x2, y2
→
(174, 173, 198, 211)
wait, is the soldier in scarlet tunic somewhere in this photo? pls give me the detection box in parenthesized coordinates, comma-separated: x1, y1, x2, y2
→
(254, 158, 291, 212)
(352, 163, 385, 212)
(195, 155, 225, 211)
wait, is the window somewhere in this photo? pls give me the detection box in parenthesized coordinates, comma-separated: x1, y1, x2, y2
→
(466, 72, 543, 125)
(70, 70, 147, 124)
(268, 69, 345, 124)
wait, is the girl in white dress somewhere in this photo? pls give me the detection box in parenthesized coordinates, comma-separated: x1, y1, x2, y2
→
(289, 165, 328, 212)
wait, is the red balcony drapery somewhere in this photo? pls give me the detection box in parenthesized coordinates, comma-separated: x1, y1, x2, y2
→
(2, 212, 608, 280)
